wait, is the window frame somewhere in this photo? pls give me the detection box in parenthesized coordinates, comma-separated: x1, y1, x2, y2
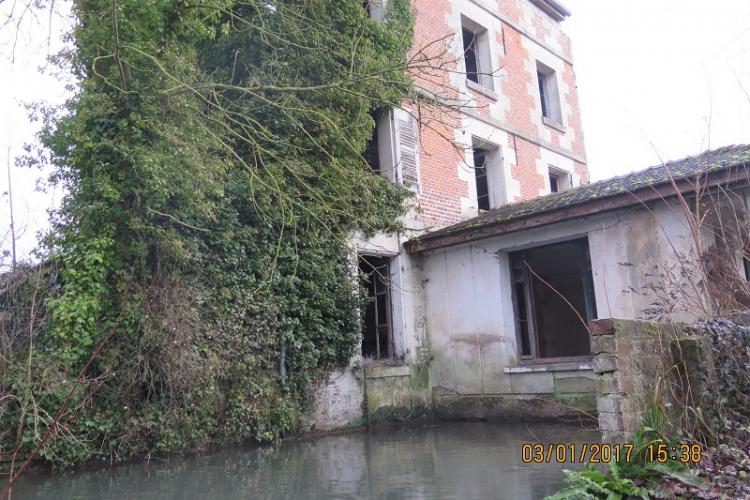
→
(536, 61, 563, 126)
(360, 255, 394, 360)
(472, 147, 490, 211)
(462, 27, 480, 85)
(549, 172, 559, 193)
(509, 238, 597, 364)
(469, 138, 506, 211)
(460, 16, 494, 91)
(548, 165, 571, 193)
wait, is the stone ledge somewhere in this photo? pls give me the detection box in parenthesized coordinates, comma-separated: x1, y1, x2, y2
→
(589, 319, 615, 336)
(504, 361, 592, 374)
(366, 364, 410, 379)
(466, 78, 499, 101)
(542, 116, 566, 133)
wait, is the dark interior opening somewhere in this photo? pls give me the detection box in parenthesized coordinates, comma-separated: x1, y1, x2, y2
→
(549, 172, 559, 193)
(363, 111, 381, 173)
(473, 147, 489, 210)
(462, 28, 479, 84)
(360, 255, 392, 359)
(511, 239, 596, 360)
(537, 71, 549, 118)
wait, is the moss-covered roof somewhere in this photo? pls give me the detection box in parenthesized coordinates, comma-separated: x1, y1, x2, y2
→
(408, 144, 750, 250)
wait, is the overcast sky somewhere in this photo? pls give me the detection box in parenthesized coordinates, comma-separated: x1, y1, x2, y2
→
(565, 0, 750, 179)
(2, 1, 750, 264)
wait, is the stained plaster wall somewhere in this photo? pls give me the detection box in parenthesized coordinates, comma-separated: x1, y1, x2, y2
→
(309, 187, 749, 430)
(420, 198, 729, 418)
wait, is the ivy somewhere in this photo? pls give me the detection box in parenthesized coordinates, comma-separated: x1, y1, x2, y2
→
(3, 0, 414, 467)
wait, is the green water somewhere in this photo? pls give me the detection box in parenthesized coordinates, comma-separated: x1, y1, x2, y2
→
(12, 421, 599, 499)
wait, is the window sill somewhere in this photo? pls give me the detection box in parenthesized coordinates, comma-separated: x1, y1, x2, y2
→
(542, 116, 566, 133)
(466, 79, 499, 101)
(504, 360, 592, 374)
(365, 364, 410, 379)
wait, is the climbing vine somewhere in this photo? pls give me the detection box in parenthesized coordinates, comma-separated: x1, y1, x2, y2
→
(1, 0, 417, 468)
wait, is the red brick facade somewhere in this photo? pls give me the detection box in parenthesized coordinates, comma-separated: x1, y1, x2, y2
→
(407, 0, 588, 228)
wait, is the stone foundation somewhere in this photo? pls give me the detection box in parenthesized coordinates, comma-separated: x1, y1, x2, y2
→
(590, 318, 713, 442)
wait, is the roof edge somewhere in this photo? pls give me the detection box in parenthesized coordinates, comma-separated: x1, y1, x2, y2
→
(529, 0, 572, 21)
(405, 164, 750, 254)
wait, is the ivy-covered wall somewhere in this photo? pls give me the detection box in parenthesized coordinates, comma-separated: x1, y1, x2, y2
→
(1, 0, 417, 468)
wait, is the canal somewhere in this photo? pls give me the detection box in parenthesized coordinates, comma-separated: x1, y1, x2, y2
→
(13, 421, 598, 499)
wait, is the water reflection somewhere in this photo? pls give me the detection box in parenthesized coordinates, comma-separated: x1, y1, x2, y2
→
(14, 421, 599, 499)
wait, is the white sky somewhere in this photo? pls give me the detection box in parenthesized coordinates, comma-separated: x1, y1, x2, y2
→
(565, 0, 750, 180)
(2, 1, 750, 265)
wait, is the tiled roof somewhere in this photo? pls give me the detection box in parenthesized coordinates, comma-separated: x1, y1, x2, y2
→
(407, 144, 750, 251)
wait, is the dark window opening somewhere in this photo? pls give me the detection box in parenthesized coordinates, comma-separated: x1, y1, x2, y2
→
(537, 70, 549, 119)
(473, 147, 490, 210)
(462, 28, 479, 84)
(363, 112, 381, 173)
(360, 255, 392, 359)
(514, 280, 532, 357)
(510, 239, 596, 360)
(549, 172, 559, 193)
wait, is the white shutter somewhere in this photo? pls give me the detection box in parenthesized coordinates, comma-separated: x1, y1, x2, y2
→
(396, 111, 421, 191)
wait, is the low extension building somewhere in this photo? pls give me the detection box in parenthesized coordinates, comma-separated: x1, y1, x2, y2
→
(307, 0, 750, 431)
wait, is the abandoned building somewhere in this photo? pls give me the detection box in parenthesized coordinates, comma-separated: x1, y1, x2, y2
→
(307, 0, 750, 431)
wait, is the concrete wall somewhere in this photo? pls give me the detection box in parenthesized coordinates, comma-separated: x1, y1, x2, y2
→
(417, 197, 733, 419)
(306, 364, 365, 433)
(312, 187, 748, 430)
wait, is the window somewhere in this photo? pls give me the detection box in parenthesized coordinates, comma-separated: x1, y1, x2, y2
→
(462, 28, 480, 84)
(549, 172, 559, 193)
(363, 111, 381, 173)
(396, 110, 421, 190)
(360, 255, 392, 359)
(548, 166, 570, 194)
(470, 140, 505, 210)
(537, 70, 549, 117)
(510, 238, 596, 361)
(473, 147, 490, 211)
(536, 61, 562, 125)
(362, 108, 420, 189)
(461, 17, 493, 91)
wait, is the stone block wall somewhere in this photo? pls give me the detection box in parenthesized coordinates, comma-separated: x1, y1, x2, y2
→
(361, 364, 433, 425)
(590, 318, 713, 442)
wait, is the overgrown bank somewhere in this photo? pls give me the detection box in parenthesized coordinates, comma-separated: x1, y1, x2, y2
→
(548, 318, 750, 499)
(2, 0, 415, 470)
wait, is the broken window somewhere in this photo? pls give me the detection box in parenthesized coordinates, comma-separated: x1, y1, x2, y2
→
(510, 238, 596, 361)
(548, 166, 571, 194)
(460, 18, 494, 91)
(536, 61, 562, 125)
(473, 147, 490, 211)
(462, 27, 480, 84)
(549, 172, 559, 193)
(537, 70, 549, 118)
(360, 255, 392, 359)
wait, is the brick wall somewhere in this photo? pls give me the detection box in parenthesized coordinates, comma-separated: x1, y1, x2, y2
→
(408, 0, 588, 228)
